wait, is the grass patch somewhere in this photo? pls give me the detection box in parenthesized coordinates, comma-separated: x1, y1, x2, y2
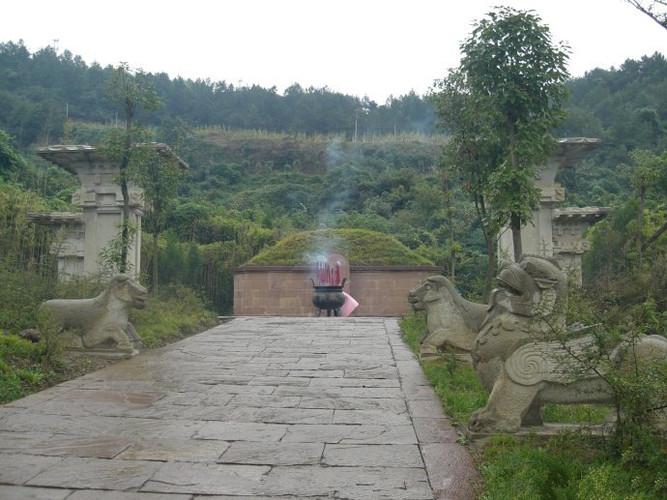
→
(248, 228, 433, 266)
(423, 359, 488, 425)
(480, 434, 666, 500)
(0, 334, 50, 403)
(130, 285, 217, 348)
(543, 403, 610, 424)
(399, 312, 486, 425)
(399, 311, 425, 353)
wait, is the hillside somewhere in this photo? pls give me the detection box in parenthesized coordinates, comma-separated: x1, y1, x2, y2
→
(0, 41, 434, 147)
(1, 47, 667, 313)
(557, 53, 667, 205)
(3, 42, 666, 211)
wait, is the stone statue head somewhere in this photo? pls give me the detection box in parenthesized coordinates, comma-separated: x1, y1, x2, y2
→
(109, 274, 148, 309)
(408, 276, 452, 311)
(491, 255, 567, 319)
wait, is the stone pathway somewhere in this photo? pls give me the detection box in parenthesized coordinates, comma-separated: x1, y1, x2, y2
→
(0, 317, 478, 499)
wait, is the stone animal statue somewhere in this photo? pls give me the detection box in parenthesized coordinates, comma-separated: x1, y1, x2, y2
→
(39, 274, 148, 355)
(468, 255, 667, 433)
(408, 275, 487, 357)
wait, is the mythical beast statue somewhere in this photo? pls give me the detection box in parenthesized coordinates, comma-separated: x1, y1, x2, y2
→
(40, 274, 148, 356)
(408, 275, 487, 357)
(468, 255, 667, 433)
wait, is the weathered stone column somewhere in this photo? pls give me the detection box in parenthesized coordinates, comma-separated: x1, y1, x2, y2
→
(36, 145, 144, 278)
(498, 138, 608, 285)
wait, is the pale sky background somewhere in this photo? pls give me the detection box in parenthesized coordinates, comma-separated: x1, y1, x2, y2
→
(2, 0, 665, 103)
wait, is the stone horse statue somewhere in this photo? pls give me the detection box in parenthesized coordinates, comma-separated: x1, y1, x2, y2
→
(408, 275, 487, 357)
(39, 274, 148, 356)
(410, 256, 667, 433)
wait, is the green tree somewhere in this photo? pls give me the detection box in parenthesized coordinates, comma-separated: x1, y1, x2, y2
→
(0, 129, 24, 181)
(104, 63, 160, 273)
(456, 6, 570, 261)
(432, 70, 504, 295)
(634, 150, 667, 254)
(160, 233, 185, 285)
(131, 144, 184, 293)
(629, 149, 663, 263)
(185, 242, 203, 288)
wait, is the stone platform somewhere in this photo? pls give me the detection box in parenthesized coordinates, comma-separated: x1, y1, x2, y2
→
(0, 317, 478, 499)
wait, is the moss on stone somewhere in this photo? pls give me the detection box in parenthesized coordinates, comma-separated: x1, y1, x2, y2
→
(247, 228, 433, 266)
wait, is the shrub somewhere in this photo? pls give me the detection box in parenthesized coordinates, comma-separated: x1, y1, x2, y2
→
(130, 284, 217, 348)
(0, 333, 50, 404)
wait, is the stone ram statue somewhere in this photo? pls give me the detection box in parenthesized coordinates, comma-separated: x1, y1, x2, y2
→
(410, 256, 667, 434)
(408, 275, 486, 357)
(39, 274, 148, 357)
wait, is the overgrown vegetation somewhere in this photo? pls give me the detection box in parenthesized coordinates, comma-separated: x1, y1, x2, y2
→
(0, 333, 55, 403)
(480, 434, 666, 500)
(130, 285, 217, 348)
(3, 51, 665, 313)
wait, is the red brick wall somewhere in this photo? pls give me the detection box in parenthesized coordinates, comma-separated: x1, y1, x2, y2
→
(233, 265, 441, 316)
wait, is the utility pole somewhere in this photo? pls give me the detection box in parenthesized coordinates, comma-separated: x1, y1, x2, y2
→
(353, 110, 358, 143)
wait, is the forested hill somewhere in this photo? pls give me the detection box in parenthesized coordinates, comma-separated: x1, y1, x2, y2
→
(1, 40, 665, 160)
(0, 41, 435, 147)
(561, 53, 667, 150)
(556, 53, 667, 205)
(1, 41, 666, 314)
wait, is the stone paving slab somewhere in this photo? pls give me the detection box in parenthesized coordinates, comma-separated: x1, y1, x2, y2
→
(0, 317, 479, 499)
(0, 485, 72, 500)
(219, 441, 324, 465)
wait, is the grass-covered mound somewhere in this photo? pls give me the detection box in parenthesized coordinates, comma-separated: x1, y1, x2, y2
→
(247, 228, 433, 266)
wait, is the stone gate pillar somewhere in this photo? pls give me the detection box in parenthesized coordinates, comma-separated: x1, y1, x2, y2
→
(31, 143, 187, 280)
(498, 138, 609, 286)
(36, 145, 144, 278)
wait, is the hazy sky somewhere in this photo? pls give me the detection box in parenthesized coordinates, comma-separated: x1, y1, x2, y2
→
(2, 0, 665, 102)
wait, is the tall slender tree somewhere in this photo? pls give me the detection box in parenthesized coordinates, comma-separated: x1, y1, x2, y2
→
(432, 70, 503, 296)
(104, 64, 160, 273)
(436, 7, 569, 263)
(131, 144, 184, 293)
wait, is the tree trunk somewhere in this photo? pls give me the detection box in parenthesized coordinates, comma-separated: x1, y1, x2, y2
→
(119, 106, 133, 274)
(443, 168, 456, 280)
(511, 212, 522, 261)
(642, 220, 667, 252)
(152, 229, 160, 295)
(507, 130, 523, 262)
(638, 187, 645, 265)
(484, 236, 497, 301)
(119, 172, 130, 274)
